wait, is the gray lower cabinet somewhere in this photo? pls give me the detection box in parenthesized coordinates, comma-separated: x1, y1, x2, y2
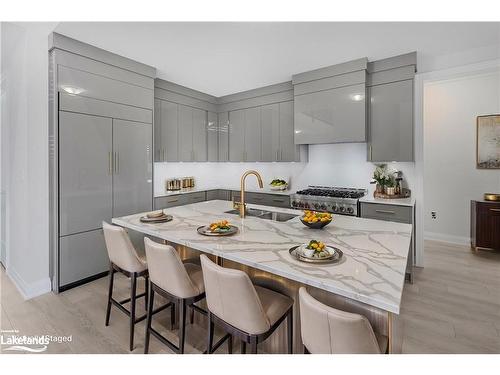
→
(360, 202, 414, 282)
(155, 191, 207, 209)
(206, 189, 231, 201)
(59, 111, 113, 236)
(59, 229, 109, 287)
(112, 119, 153, 218)
(294, 84, 366, 144)
(207, 111, 218, 161)
(368, 79, 413, 162)
(231, 191, 291, 209)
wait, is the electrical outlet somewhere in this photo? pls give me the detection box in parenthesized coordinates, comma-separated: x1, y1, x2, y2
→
(431, 211, 437, 219)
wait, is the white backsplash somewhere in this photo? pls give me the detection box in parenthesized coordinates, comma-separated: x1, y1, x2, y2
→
(154, 143, 415, 196)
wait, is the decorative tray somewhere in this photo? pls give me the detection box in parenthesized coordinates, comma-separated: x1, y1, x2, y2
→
(289, 245, 343, 264)
(140, 214, 173, 223)
(197, 225, 238, 237)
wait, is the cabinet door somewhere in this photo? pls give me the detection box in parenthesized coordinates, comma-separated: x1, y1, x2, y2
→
(161, 100, 179, 162)
(261, 103, 280, 162)
(59, 111, 112, 236)
(178, 104, 193, 161)
(229, 109, 245, 162)
(59, 229, 109, 287)
(279, 101, 299, 161)
(218, 112, 229, 162)
(207, 111, 218, 162)
(154, 98, 162, 161)
(294, 84, 366, 144)
(369, 79, 413, 162)
(192, 108, 208, 162)
(112, 119, 153, 218)
(244, 107, 262, 161)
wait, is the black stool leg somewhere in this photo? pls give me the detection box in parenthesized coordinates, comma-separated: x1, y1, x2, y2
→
(144, 275, 149, 310)
(189, 305, 195, 324)
(178, 299, 187, 354)
(227, 335, 233, 354)
(287, 308, 293, 354)
(207, 312, 214, 354)
(105, 264, 115, 326)
(170, 301, 176, 330)
(144, 287, 155, 354)
(249, 336, 257, 354)
(240, 341, 246, 354)
(129, 273, 137, 351)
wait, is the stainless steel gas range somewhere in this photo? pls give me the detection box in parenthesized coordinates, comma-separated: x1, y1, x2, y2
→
(290, 186, 367, 216)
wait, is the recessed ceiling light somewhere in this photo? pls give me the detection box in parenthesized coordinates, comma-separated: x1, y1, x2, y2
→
(61, 86, 85, 95)
(351, 94, 364, 101)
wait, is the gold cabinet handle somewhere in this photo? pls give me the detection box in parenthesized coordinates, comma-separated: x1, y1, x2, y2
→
(375, 209, 395, 214)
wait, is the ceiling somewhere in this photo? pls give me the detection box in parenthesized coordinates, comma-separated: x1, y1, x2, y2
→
(54, 22, 500, 96)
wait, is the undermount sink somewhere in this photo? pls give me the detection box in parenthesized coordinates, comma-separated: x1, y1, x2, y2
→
(224, 208, 298, 222)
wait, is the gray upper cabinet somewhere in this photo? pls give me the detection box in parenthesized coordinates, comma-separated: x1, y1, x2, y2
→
(112, 119, 153, 218)
(163, 100, 179, 162)
(207, 111, 218, 161)
(261, 103, 280, 162)
(368, 80, 413, 162)
(244, 107, 261, 161)
(229, 109, 245, 162)
(292, 58, 368, 145)
(367, 52, 416, 162)
(218, 111, 229, 162)
(279, 101, 301, 161)
(178, 104, 193, 161)
(59, 111, 113, 236)
(294, 84, 366, 144)
(154, 98, 162, 162)
(192, 107, 207, 162)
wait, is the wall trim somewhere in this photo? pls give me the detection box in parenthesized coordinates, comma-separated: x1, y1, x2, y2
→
(424, 231, 470, 247)
(6, 267, 52, 300)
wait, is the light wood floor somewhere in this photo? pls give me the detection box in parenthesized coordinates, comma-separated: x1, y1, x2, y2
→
(1, 240, 499, 354)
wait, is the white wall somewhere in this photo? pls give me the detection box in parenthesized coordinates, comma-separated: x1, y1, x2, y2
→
(1, 22, 58, 298)
(424, 69, 500, 245)
(154, 143, 416, 196)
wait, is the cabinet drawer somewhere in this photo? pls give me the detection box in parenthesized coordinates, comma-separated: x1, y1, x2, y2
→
(262, 194, 290, 208)
(155, 195, 187, 209)
(360, 202, 412, 223)
(184, 191, 206, 204)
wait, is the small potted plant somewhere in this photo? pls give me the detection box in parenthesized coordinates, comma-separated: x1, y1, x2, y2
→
(384, 176, 396, 195)
(371, 164, 388, 193)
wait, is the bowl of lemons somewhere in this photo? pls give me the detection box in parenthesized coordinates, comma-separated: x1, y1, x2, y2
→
(300, 210, 332, 229)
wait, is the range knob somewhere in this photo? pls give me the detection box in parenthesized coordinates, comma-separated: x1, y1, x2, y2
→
(314, 203, 320, 210)
(292, 201, 298, 207)
(347, 207, 354, 214)
(304, 202, 310, 209)
(332, 204, 338, 212)
(298, 202, 304, 208)
(339, 206, 345, 213)
(320, 204, 327, 211)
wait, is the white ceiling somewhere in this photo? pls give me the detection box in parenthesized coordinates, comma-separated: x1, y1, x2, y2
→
(54, 22, 500, 96)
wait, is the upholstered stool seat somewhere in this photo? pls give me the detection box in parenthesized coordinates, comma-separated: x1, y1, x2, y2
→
(299, 287, 388, 354)
(200, 255, 293, 353)
(143, 238, 230, 354)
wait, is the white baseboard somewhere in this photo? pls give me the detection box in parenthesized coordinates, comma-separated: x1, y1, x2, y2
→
(424, 231, 470, 246)
(6, 267, 52, 300)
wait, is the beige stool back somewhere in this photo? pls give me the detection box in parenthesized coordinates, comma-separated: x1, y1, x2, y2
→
(299, 287, 382, 354)
(200, 255, 270, 334)
(102, 221, 147, 273)
(144, 237, 202, 299)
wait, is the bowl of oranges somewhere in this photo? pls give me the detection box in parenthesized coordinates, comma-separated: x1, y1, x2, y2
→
(300, 210, 332, 229)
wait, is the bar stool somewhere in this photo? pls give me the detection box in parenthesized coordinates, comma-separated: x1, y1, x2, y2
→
(200, 255, 293, 354)
(102, 221, 151, 351)
(143, 238, 231, 354)
(298, 287, 388, 354)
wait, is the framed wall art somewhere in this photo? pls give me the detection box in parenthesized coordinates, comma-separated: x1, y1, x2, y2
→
(477, 115, 500, 169)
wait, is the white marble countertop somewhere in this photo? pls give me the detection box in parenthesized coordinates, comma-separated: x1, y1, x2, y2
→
(359, 195, 415, 207)
(112, 200, 412, 314)
(156, 187, 293, 197)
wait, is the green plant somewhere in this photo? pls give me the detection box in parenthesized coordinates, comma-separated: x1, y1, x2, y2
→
(372, 164, 388, 186)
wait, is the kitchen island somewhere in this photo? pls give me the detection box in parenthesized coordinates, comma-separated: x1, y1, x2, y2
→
(112, 200, 412, 353)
